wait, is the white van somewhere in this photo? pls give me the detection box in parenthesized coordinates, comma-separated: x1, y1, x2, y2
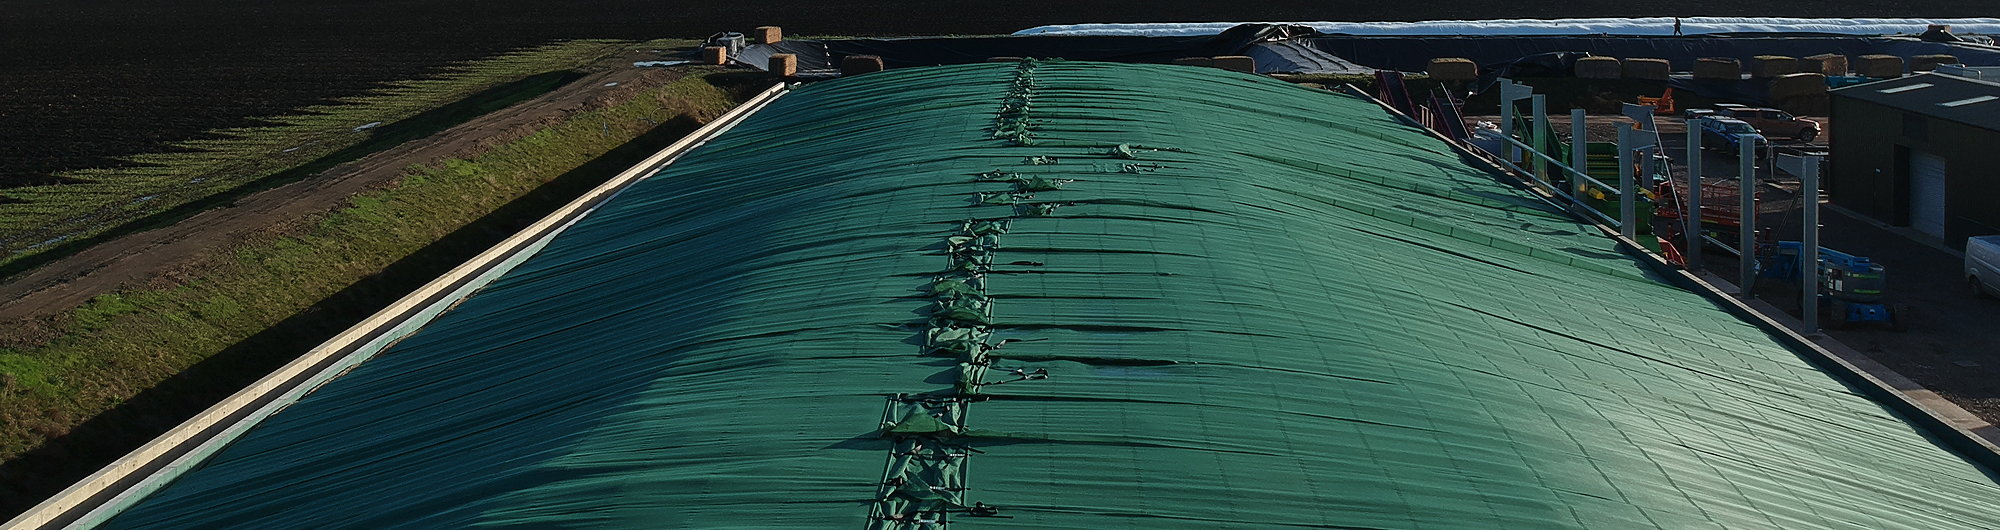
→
(1968, 236, 2000, 298)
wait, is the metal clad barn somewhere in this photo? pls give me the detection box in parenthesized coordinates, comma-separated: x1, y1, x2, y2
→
(78, 62, 2000, 528)
(1829, 73, 2000, 247)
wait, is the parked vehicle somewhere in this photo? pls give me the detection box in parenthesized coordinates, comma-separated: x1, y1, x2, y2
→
(1718, 106, 1820, 141)
(1698, 118, 1769, 158)
(1967, 235, 2000, 298)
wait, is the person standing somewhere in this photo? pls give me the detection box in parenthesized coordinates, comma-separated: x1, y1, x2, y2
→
(1674, 18, 1683, 36)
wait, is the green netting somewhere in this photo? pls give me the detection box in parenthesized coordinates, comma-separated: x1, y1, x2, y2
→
(102, 62, 2000, 529)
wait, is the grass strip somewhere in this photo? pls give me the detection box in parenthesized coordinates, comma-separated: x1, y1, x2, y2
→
(0, 40, 634, 269)
(0, 68, 744, 511)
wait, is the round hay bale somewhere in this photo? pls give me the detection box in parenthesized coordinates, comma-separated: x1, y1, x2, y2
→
(1855, 55, 1904, 77)
(1211, 56, 1256, 73)
(841, 55, 885, 76)
(1912, 54, 1960, 72)
(1575, 56, 1621, 79)
(1426, 58, 1478, 81)
(1769, 73, 1828, 100)
(1171, 57, 1214, 68)
(1749, 55, 1799, 78)
(1693, 58, 1742, 80)
(1798, 54, 1848, 76)
(1622, 58, 1671, 80)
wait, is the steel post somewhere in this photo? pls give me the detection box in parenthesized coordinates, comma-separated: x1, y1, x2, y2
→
(1531, 95, 1548, 181)
(1618, 137, 1636, 241)
(1570, 109, 1587, 200)
(1802, 155, 1821, 333)
(1641, 146, 1657, 185)
(1739, 138, 1756, 295)
(1686, 118, 1703, 269)
(1499, 80, 1533, 164)
(1499, 82, 1516, 162)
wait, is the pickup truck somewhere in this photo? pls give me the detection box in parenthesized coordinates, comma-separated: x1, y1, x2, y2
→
(1697, 117, 1769, 158)
(1712, 104, 1821, 141)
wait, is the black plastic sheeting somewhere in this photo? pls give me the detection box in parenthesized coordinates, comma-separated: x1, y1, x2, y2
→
(1667, 76, 1775, 106)
(1471, 52, 1594, 92)
(1307, 35, 2000, 73)
(1247, 40, 1370, 74)
(733, 24, 1369, 75)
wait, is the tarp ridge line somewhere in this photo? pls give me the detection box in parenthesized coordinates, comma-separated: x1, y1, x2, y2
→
(868, 59, 1052, 529)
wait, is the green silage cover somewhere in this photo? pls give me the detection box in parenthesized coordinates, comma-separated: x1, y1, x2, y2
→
(105, 62, 2000, 529)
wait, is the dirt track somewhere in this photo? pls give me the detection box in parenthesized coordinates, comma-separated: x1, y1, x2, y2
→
(0, 57, 684, 327)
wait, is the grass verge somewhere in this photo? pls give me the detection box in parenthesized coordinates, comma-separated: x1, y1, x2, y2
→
(0, 67, 751, 516)
(0, 40, 628, 269)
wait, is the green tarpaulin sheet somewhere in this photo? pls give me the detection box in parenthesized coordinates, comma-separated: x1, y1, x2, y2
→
(103, 61, 2000, 529)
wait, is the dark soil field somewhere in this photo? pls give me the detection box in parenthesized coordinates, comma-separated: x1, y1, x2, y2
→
(6, 0, 2000, 189)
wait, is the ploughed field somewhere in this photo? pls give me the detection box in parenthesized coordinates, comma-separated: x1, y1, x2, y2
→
(4, 0, 1993, 189)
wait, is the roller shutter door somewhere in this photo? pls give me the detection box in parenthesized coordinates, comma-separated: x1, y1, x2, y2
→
(1909, 151, 1947, 238)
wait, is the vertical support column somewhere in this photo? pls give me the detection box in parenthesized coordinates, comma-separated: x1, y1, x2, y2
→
(1499, 86, 1515, 161)
(1615, 127, 1658, 243)
(1686, 118, 1703, 269)
(1570, 108, 1587, 200)
(1801, 155, 1821, 333)
(1531, 95, 1548, 182)
(1618, 136, 1636, 241)
(1640, 146, 1657, 185)
(1739, 138, 1757, 295)
(1499, 79, 1532, 164)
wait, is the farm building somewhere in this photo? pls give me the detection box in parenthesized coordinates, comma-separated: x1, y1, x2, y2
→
(20, 62, 2000, 529)
(1828, 72, 2000, 247)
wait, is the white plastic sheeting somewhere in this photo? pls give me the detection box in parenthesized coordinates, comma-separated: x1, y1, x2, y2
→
(1014, 18, 2000, 37)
